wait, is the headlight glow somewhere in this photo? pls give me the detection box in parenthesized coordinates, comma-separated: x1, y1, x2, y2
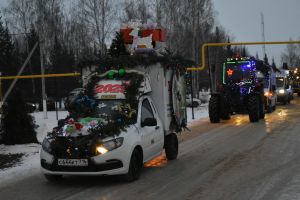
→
(279, 89, 285, 94)
(96, 137, 124, 155)
(96, 146, 108, 154)
(264, 92, 272, 97)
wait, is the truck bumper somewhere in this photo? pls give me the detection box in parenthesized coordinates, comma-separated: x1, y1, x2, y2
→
(40, 145, 131, 176)
(277, 94, 288, 103)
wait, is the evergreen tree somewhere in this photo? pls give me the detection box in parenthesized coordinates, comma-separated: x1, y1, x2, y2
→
(0, 16, 16, 74)
(255, 52, 259, 60)
(109, 32, 129, 57)
(226, 38, 234, 57)
(264, 53, 269, 65)
(272, 57, 281, 72)
(49, 36, 79, 101)
(0, 15, 19, 98)
(1, 90, 37, 144)
(241, 46, 248, 57)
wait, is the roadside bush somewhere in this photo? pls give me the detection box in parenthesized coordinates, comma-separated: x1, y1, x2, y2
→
(0, 91, 38, 144)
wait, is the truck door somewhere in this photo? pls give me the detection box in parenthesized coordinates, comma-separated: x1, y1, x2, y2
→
(140, 98, 162, 160)
(148, 99, 164, 154)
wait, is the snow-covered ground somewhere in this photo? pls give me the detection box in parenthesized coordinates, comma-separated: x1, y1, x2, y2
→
(0, 111, 68, 186)
(0, 104, 208, 186)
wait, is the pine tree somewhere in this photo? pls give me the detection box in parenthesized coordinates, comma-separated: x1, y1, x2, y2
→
(49, 36, 79, 101)
(264, 53, 269, 65)
(1, 90, 38, 144)
(226, 38, 234, 57)
(0, 16, 15, 74)
(109, 32, 129, 57)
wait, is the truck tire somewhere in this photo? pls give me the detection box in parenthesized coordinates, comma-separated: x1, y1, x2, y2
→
(259, 98, 265, 119)
(282, 98, 287, 105)
(248, 95, 260, 122)
(44, 174, 62, 182)
(123, 148, 143, 182)
(209, 96, 220, 123)
(221, 97, 230, 120)
(165, 133, 178, 160)
(266, 105, 272, 113)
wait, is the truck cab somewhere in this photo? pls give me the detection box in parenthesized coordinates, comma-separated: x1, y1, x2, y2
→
(256, 70, 277, 113)
(40, 66, 185, 182)
(276, 70, 293, 104)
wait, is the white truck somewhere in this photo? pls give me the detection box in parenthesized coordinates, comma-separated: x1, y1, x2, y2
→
(276, 69, 293, 104)
(40, 63, 187, 182)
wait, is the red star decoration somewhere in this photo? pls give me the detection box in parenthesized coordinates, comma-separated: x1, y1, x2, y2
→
(227, 69, 233, 76)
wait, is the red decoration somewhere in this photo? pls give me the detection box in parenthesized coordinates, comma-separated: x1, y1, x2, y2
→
(67, 118, 74, 125)
(94, 84, 125, 94)
(120, 28, 166, 44)
(227, 69, 234, 76)
(75, 122, 83, 130)
(120, 28, 133, 43)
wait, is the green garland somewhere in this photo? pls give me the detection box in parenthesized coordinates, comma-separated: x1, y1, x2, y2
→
(81, 50, 194, 75)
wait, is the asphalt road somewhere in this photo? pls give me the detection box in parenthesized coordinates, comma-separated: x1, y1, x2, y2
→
(1, 97, 300, 200)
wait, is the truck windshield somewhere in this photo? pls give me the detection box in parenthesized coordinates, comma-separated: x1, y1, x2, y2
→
(276, 78, 284, 87)
(223, 62, 252, 84)
(95, 100, 137, 124)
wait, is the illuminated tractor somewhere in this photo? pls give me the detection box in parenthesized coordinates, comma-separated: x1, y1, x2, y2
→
(209, 57, 267, 123)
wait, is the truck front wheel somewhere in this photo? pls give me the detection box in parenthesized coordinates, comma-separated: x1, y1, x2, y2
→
(209, 96, 220, 123)
(164, 133, 178, 160)
(123, 148, 143, 182)
(248, 95, 260, 122)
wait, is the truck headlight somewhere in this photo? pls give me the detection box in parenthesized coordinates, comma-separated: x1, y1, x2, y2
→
(264, 92, 272, 97)
(42, 138, 52, 154)
(96, 137, 124, 155)
(279, 89, 285, 94)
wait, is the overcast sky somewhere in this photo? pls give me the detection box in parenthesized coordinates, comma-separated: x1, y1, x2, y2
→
(1, 0, 299, 66)
(213, 0, 300, 66)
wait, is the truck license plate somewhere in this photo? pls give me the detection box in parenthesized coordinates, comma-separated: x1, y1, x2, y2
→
(57, 159, 88, 167)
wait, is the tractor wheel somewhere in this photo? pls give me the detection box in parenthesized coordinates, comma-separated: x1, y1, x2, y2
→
(259, 97, 265, 119)
(164, 133, 178, 160)
(248, 95, 260, 122)
(209, 96, 220, 123)
(220, 97, 230, 120)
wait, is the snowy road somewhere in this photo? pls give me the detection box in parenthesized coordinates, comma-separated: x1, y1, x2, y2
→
(1, 98, 300, 200)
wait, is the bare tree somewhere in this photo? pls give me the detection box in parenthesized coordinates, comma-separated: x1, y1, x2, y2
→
(76, 0, 116, 53)
(281, 38, 300, 68)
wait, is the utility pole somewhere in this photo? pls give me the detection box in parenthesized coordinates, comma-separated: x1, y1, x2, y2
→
(37, 0, 47, 119)
(261, 13, 266, 57)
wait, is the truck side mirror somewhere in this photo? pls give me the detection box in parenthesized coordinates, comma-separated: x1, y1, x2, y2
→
(285, 85, 289, 89)
(141, 118, 157, 127)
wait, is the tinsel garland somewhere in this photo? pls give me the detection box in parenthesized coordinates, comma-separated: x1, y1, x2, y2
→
(80, 50, 194, 75)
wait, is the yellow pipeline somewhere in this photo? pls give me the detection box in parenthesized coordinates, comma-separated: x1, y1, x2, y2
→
(187, 40, 300, 71)
(0, 73, 81, 80)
